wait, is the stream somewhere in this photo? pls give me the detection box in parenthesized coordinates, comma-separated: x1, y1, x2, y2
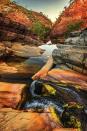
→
(0, 43, 87, 130)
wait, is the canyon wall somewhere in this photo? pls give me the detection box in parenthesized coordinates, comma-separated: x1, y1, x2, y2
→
(0, 0, 52, 43)
(51, 0, 87, 38)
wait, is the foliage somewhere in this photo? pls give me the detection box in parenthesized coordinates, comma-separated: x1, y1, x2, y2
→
(68, 21, 83, 31)
(32, 21, 51, 40)
(65, 20, 83, 37)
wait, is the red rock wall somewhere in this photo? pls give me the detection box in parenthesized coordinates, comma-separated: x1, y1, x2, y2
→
(0, 1, 52, 42)
(0, 2, 52, 29)
(51, 0, 87, 37)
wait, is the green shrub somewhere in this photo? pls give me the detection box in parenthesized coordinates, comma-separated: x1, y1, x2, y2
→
(32, 21, 50, 40)
(65, 20, 83, 37)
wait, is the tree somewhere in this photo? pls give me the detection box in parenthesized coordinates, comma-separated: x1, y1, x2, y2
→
(32, 21, 50, 40)
(65, 20, 83, 37)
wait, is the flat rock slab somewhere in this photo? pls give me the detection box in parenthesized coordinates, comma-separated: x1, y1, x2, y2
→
(0, 62, 18, 73)
(0, 82, 25, 108)
(0, 108, 77, 131)
(44, 69, 87, 91)
(0, 108, 59, 131)
(0, 41, 44, 58)
(11, 43, 45, 58)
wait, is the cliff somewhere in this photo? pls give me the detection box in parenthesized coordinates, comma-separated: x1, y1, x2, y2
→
(0, 1, 52, 43)
(51, 0, 87, 38)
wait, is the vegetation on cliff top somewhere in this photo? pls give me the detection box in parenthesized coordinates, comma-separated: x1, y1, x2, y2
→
(0, 0, 52, 41)
(32, 21, 51, 40)
(51, 0, 87, 39)
(65, 20, 83, 37)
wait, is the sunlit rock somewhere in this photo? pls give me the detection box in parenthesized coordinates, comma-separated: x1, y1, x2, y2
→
(11, 43, 45, 58)
(0, 1, 52, 43)
(44, 69, 87, 91)
(0, 108, 63, 131)
(0, 82, 25, 108)
(51, 0, 87, 38)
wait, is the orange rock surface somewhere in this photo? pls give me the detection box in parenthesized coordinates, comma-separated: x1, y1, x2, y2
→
(51, 0, 87, 37)
(45, 69, 87, 90)
(0, 0, 52, 43)
(0, 108, 60, 131)
(0, 82, 25, 108)
(0, 108, 78, 131)
(0, 1, 52, 30)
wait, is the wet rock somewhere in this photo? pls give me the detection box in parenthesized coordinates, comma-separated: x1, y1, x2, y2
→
(44, 69, 87, 91)
(0, 56, 45, 79)
(0, 82, 25, 108)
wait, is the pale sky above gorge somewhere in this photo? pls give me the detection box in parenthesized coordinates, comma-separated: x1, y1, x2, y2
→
(11, 0, 70, 22)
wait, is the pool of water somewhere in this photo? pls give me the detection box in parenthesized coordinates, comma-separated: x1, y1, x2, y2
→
(0, 43, 58, 83)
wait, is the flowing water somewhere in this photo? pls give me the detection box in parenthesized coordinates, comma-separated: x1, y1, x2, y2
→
(39, 43, 57, 57)
(0, 43, 87, 130)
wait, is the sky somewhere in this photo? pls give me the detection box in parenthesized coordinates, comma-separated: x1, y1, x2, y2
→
(11, 0, 70, 22)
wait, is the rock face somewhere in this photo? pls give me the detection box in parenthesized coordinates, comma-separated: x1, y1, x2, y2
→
(0, 42, 6, 57)
(51, 0, 87, 38)
(0, 0, 51, 58)
(0, 1, 52, 43)
(0, 57, 45, 79)
(0, 41, 45, 58)
(0, 0, 10, 5)
(0, 108, 52, 131)
(0, 0, 47, 81)
(44, 69, 87, 91)
(0, 108, 78, 131)
(11, 43, 45, 58)
(65, 29, 87, 45)
(0, 82, 25, 108)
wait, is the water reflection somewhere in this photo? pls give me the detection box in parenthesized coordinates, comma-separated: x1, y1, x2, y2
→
(0, 43, 57, 83)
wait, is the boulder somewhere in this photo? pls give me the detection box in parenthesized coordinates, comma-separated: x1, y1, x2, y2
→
(0, 108, 62, 131)
(0, 82, 25, 108)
